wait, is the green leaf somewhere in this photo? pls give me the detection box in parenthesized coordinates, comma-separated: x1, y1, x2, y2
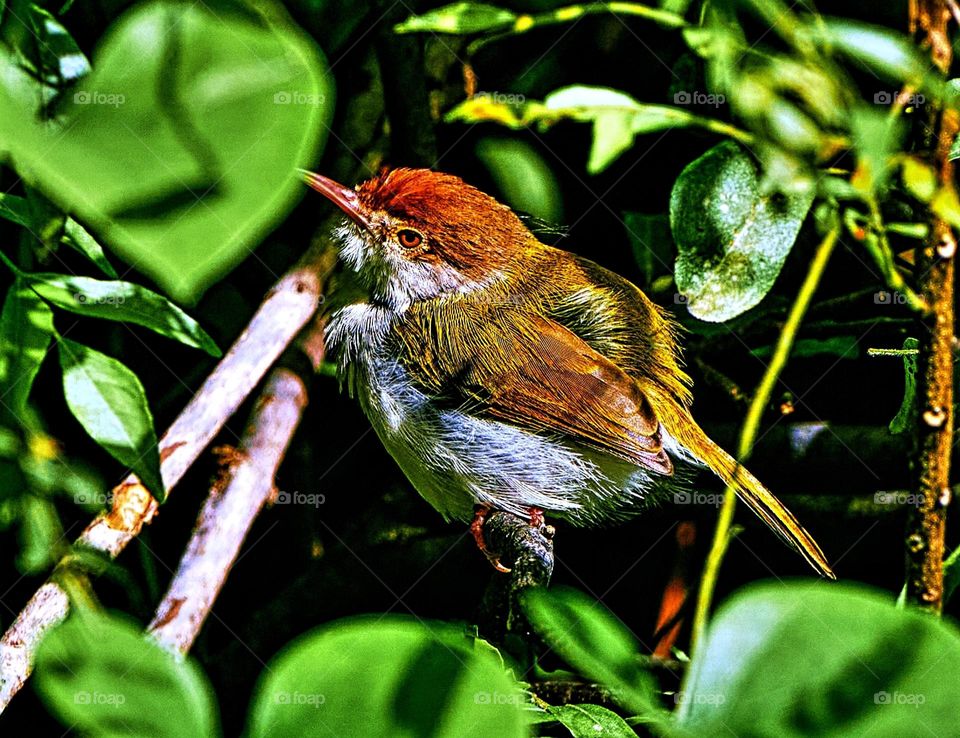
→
(548, 704, 638, 737)
(394, 2, 517, 34)
(62, 219, 118, 278)
(542, 86, 697, 174)
(750, 336, 860, 360)
(944, 546, 960, 606)
(849, 107, 905, 195)
(820, 19, 937, 90)
(247, 616, 526, 738)
(58, 339, 164, 499)
(0, 279, 55, 418)
(0, 0, 332, 303)
(524, 587, 663, 718)
(669, 141, 814, 322)
(622, 212, 674, 286)
(35, 611, 219, 738)
(29, 274, 220, 356)
(0, 193, 32, 227)
(889, 337, 919, 434)
(677, 581, 960, 736)
(476, 136, 563, 223)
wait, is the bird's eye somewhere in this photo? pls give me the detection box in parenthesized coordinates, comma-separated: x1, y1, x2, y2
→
(397, 229, 424, 249)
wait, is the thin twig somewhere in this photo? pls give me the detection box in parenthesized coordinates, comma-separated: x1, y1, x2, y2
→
(0, 247, 332, 711)
(690, 224, 839, 652)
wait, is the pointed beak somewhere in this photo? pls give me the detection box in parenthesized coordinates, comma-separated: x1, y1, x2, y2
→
(299, 170, 373, 232)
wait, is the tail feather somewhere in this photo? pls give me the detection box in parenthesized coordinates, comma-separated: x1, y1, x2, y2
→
(671, 417, 835, 579)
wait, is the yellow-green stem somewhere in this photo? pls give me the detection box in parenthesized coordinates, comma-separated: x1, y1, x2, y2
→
(690, 223, 840, 653)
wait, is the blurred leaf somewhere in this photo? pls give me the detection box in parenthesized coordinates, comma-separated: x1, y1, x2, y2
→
(476, 136, 563, 223)
(17, 494, 62, 572)
(889, 337, 918, 434)
(247, 616, 526, 738)
(0, 279, 54, 419)
(448, 86, 735, 174)
(669, 141, 814, 322)
(850, 108, 904, 194)
(677, 582, 960, 735)
(395, 2, 517, 33)
(821, 19, 940, 92)
(622, 212, 673, 286)
(62, 219, 118, 278)
(944, 546, 960, 606)
(543, 87, 698, 173)
(28, 274, 220, 356)
(750, 336, 860, 360)
(548, 704, 638, 737)
(35, 611, 219, 738)
(901, 156, 938, 203)
(0, 0, 332, 303)
(0, 193, 32, 226)
(524, 587, 663, 718)
(58, 339, 164, 500)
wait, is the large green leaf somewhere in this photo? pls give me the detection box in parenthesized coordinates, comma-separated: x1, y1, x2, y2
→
(247, 617, 526, 738)
(29, 273, 220, 356)
(524, 587, 664, 719)
(669, 141, 814, 322)
(35, 611, 219, 738)
(0, 0, 332, 303)
(677, 582, 960, 736)
(0, 279, 54, 419)
(59, 339, 163, 499)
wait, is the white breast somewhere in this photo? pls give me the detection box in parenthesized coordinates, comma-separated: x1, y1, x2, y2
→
(326, 303, 673, 525)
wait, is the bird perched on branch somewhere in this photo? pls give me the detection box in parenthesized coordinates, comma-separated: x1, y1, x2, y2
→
(304, 167, 834, 579)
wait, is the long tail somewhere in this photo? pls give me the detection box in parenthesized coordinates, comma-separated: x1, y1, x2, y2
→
(669, 414, 836, 579)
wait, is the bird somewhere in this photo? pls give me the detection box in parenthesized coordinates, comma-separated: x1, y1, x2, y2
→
(303, 167, 835, 579)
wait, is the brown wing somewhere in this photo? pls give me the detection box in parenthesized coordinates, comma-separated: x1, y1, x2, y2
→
(394, 303, 673, 475)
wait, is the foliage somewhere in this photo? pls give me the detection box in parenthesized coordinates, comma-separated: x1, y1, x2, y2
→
(1, 0, 957, 736)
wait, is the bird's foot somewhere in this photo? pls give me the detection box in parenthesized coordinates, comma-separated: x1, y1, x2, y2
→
(471, 505, 554, 573)
(471, 504, 512, 573)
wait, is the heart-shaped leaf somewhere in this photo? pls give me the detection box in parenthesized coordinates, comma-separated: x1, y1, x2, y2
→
(670, 141, 813, 321)
(0, 0, 332, 303)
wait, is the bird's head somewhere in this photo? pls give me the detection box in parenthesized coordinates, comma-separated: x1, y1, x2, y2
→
(303, 168, 533, 310)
